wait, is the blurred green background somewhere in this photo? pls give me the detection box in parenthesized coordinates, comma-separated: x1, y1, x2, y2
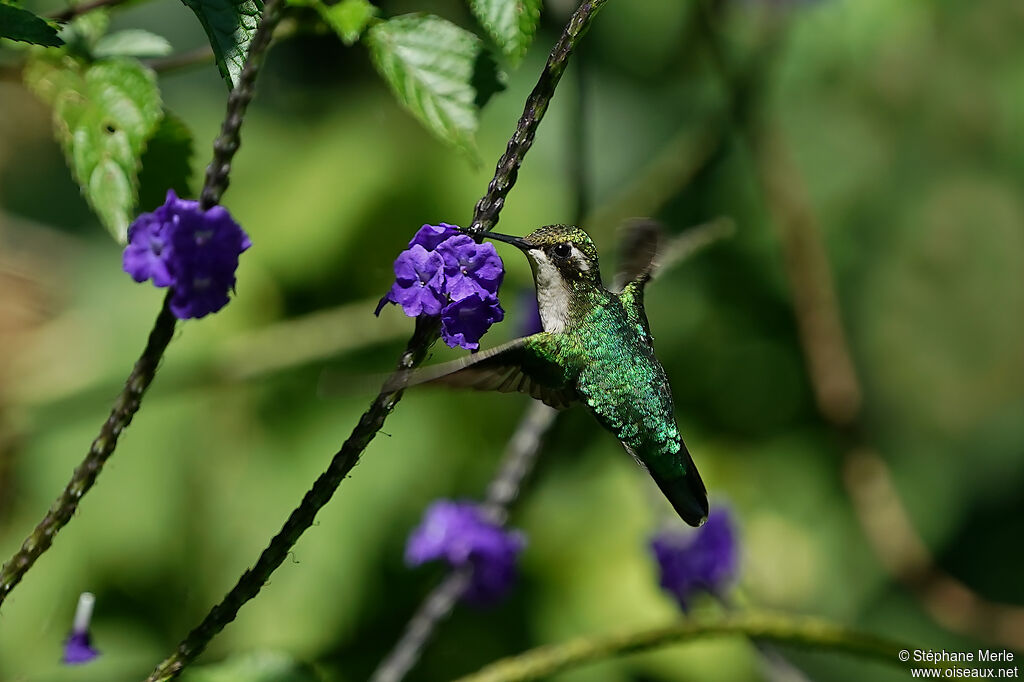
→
(2, 0, 1024, 680)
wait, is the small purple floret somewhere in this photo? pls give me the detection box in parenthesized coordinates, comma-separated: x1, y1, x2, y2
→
(438, 235, 504, 300)
(376, 245, 447, 317)
(406, 499, 525, 605)
(63, 631, 99, 665)
(440, 293, 504, 351)
(123, 212, 173, 287)
(377, 223, 506, 350)
(409, 222, 460, 251)
(650, 507, 738, 610)
(122, 190, 251, 320)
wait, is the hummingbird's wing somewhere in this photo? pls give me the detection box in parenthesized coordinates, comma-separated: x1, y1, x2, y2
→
(614, 217, 735, 293)
(385, 334, 576, 409)
(613, 218, 664, 293)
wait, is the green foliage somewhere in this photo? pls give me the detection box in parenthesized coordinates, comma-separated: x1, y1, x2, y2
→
(138, 109, 195, 211)
(319, 0, 377, 46)
(366, 13, 499, 155)
(93, 29, 174, 58)
(24, 55, 164, 242)
(57, 10, 109, 55)
(181, 0, 265, 88)
(468, 0, 541, 66)
(0, 2, 63, 47)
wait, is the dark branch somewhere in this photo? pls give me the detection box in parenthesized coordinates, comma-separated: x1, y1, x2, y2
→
(469, 0, 607, 234)
(0, 295, 176, 607)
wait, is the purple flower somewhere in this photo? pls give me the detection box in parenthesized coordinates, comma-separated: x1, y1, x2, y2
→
(440, 293, 504, 351)
(376, 245, 447, 317)
(377, 223, 506, 351)
(63, 592, 99, 665)
(122, 190, 251, 320)
(123, 212, 173, 286)
(437, 235, 503, 300)
(406, 499, 525, 604)
(650, 507, 738, 610)
(409, 222, 460, 251)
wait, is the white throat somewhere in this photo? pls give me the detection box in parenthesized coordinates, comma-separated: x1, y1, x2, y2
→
(529, 252, 569, 334)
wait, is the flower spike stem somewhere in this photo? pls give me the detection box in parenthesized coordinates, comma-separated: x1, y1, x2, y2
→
(145, 2, 609, 679)
(0, 295, 177, 609)
(370, 403, 558, 682)
(470, 0, 607, 234)
(453, 612, 937, 682)
(0, 0, 280, 614)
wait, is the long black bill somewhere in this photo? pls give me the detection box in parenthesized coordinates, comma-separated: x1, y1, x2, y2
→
(479, 231, 531, 251)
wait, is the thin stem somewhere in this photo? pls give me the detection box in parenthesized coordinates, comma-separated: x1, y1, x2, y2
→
(371, 568, 474, 682)
(480, 403, 557, 522)
(145, 2, 609, 679)
(470, 0, 608, 234)
(198, 1, 281, 211)
(145, 46, 215, 75)
(452, 612, 928, 682)
(47, 0, 134, 22)
(0, 295, 177, 607)
(370, 403, 558, 682)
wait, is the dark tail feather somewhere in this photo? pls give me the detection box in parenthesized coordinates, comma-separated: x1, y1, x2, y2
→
(648, 442, 709, 527)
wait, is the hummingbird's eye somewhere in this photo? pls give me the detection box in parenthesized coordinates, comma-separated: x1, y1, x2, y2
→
(551, 243, 572, 260)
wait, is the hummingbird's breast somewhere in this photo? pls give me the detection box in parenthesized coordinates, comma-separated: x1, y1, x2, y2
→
(569, 302, 681, 458)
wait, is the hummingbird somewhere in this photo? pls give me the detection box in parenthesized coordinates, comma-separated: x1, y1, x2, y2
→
(396, 221, 709, 526)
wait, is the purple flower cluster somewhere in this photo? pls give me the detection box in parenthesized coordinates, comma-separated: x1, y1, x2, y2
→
(123, 190, 251, 320)
(650, 507, 738, 610)
(406, 499, 525, 604)
(376, 224, 504, 350)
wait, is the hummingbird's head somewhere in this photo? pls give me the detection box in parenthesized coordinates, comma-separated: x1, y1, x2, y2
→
(481, 224, 602, 286)
(472, 224, 604, 333)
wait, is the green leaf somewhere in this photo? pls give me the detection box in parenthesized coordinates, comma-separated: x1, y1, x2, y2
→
(468, 0, 541, 66)
(318, 0, 376, 46)
(138, 109, 195, 212)
(58, 10, 109, 55)
(94, 29, 174, 58)
(0, 2, 63, 47)
(181, 0, 264, 88)
(366, 14, 494, 154)
(24, 56, 164, 242)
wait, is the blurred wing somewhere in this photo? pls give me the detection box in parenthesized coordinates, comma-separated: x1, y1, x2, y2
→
(386, 334, 576, 409)
(614, 217, 735, 293)
(613, 218, 665, 293)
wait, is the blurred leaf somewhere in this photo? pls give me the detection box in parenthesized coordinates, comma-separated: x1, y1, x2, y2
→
(0, 2, 63, 46)
(468, 0, 541, 66)
(319, 0, 377, 46)
(138, 109, 195, 211)
(24, 55, 163, 242)
(366, 13, 490, 155)
(93, 29, 173, 58)
(181, 0, 264, 88)
(57, 10, 108, 55)
(183, 651, 325, 682)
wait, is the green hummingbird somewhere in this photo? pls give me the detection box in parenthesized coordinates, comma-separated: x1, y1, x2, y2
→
(398, 221, 709, 527)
